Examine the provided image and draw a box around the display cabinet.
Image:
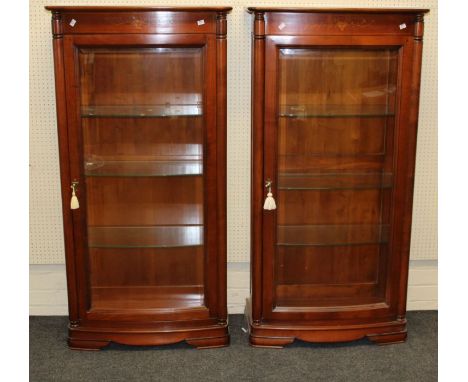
[46,6,231,350]
[247,8,429,347]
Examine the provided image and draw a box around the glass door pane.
[79,47,205,311]
[275,48,398,307]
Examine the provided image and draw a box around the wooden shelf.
[274,293,384,309]
[91,285,204,310]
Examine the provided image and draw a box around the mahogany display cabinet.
[46,6,232,350]
[247,7,429,347]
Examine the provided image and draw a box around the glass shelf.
[278,172,393,190]
[85,160,203,177]
[88,225,203,248]
[81,104,203,118]
[277,224,389,246]
[279,104,394,118]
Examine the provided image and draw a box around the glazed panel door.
[63,34,218,321]
[262,35,414,320]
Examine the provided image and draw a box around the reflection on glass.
[278,49,397,117]
[275,48,398,307]
[80,48,203,109]
[79,47,206,311]
[277,224,389,246]
[82,104,202,118]
[88,225,204,248]
[85,159,203,177]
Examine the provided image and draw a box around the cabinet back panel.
[79,48,203,107]
[278,155,385,173]
[278,48,398,108]
[276,245,380,285]
[83,117,203,161]
[89,247,204,287]
[86,176,203,226]
[278,117,387,157]
[277,189,382,225]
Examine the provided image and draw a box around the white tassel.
[263,190,277,210]
[70,185,79,209]
[263,180,277,210]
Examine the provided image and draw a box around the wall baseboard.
[30,261,437,315]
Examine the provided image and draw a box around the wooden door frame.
[256,34,418,322]
[60,33,222,323]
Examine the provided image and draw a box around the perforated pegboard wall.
[30,0,437,263]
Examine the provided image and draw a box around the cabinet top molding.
[247,7,429,14]
[45,6,232,13]
[248,7,429,38]
[45,6,232,37]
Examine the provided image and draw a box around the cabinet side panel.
[251,12,265,323]
[216,13,228,321]
[202,35,217,317]
[51,30,79,322]
[397,18,425,317]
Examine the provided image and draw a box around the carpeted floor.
[30,311,437,382]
